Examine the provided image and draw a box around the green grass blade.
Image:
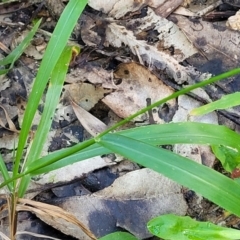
[191,92,240,116]
[13,0,87,183]
[27,122,240,175]
[23,46,73,168]
[17,46,73,197]
[0,153,12,191]
[0,138,96,189]
[97,67,240,137]
[147,214,240,240]
[120,122,240,149]
[0,19,41,71]
[98,133,240,217]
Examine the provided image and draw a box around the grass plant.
[1,0,240,239]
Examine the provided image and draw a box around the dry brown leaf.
[103,62,176,123]
[0,104,19,133]
[71,99,107,136]
[62,83,111,111]
[17,198,97,240]
[34,169,187,239]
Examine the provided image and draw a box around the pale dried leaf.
[105,19,196,84]
[88,0,169,19]
[0,104,19,133]
[62,83,111,111]
[226,10,240,31]
[17,198,96,240]
[103,62,175,122]
[71,100,107,136]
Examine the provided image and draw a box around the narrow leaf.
[191,92,240,116]
[0,153,12,191]
[0,19,41,72]
[98,133,240,217]
[18,46,73,197]
[28,122,240,175]
[13,0,87,184]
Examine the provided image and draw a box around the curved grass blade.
[0,19,41,74]
[147,214,240,240]
[17,46,74,197]
[98,133,240,217]
[191,92,240,116]
[0,153,12,191]
[27,122,240,175]
[13,0,87,185]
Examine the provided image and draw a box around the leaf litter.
[1,0,240,239]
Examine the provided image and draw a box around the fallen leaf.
[37,168,187,239]
[103,62,176,123]
[62,83,111,111]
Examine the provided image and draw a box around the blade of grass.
[2,67,240,188]
[17,46,74,197]
[0,153,12,191]
[0,19,41,74]
[97,67,240,138]
[27,122,240,175]
[98,133,240,217]
[191,91,240,116]
[13,0,87,187]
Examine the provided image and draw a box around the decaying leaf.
[103,62,176,123]
[71,100,107,136]
[62,83,111,111]
[227,10,240,30]
[0,104,18,133]
[17,198,97,240]
[36,168,187,239]
[88,0,169,19]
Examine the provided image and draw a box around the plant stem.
[96,67,240,139]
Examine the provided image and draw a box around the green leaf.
[99,232,138,240]
[0,153,12,191]
[28,122,240,175]
[0,19,41,73]
[17,46,73,197]
[212,145,240,172]
[191,92,240,116]
[13,0,87,180]
[148,214,240,240]
[98,133,240,217]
